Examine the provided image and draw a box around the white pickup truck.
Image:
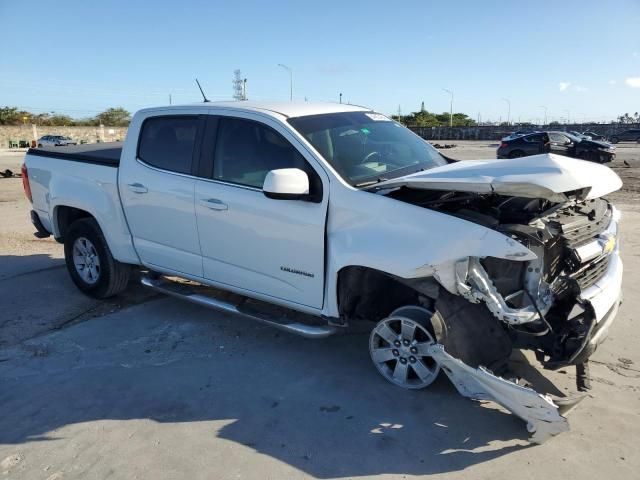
[23,101,623,442]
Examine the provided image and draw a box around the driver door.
[194,114,328,309]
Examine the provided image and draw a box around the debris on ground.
[430,143,457,149]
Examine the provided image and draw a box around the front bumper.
[573,238,623,362]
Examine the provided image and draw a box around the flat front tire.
[64,218,131,298]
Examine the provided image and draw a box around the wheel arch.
[53,205,95,242]
[336,265,440,324]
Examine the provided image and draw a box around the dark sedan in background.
[609,129,640,144]
[497,131,615,163]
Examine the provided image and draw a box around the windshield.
[564,132,583,142]
[288,111,447,186]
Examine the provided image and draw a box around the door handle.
[201,198,228,211]
[127,183,148,194]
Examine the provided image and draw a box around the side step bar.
[141,275,337,339]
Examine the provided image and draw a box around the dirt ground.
[1,144,639,479]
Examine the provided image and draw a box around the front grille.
[555,202,611,248]
[545,199,613,293]
[571,255,610,290]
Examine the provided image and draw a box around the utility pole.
[442,88,454,127]
[564,109,570,124]
[277,64,293,101]
[169,93,172,105]
[397,105,402,123]
[502,98,511,125]
[539,105,548,126]
[243,78,247,100]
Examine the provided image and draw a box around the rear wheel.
[64,218,131,298]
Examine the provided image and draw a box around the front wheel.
[369,306,440,389]
[64,218,131,298]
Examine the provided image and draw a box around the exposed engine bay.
[387,187,616,369]
[376,186,622,442]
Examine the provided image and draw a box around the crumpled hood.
[367,153,622,202]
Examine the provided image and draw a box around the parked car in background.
[497,131,615,163]
[609,129,640,144]
[497,131,550,158]
[37,135,77,147]
[582,131,606,141]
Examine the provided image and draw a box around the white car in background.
[37,135,77,147]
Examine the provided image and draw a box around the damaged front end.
[382,187,623,442]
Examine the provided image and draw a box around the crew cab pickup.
[23,101,623,443]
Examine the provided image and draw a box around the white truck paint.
[23,101,624,443]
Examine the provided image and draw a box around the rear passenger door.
[119,112,204,277]
[522,133,546,155]
[194,113,328,310]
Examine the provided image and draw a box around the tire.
[64,218,131,298]
[369,305,441,389]
[368,291,514,389]
[508,150,525,159]
[610,137,619,144]
[37,144,43,148]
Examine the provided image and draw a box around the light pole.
[539,105,548,126]
[442,88,454,127]
[339,93,342,104]
[277,63,293,101]
[564,109,570,124]
[502,98,511,125]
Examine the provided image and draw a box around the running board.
[140,275,337,339]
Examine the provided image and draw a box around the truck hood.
[367,153,622,202]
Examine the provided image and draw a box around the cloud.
[609,79,617,85]
[559,82,587,92]
[625,77,640,88]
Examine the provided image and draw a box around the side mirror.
[263,168,310,200]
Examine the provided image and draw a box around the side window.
[524,134,542,143]
[213,117,307,188]
[138,116,199,174]
[549,133,565,143]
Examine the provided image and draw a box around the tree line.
[392,103,477,127]
[0,107,131,127]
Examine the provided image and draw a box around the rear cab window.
[137,116,199,174]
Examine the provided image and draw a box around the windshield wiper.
[355,177,388,188]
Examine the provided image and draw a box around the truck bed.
[27,142,122,166]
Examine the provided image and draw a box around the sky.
[1,0,639,123]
